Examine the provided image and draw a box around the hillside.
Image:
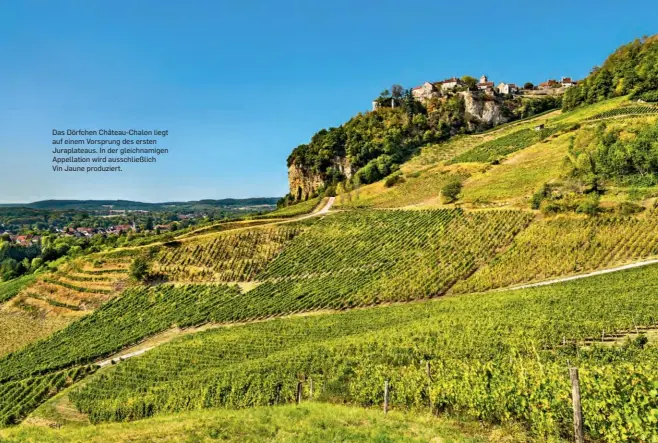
[0,198,279,211]
[3,35,658,443]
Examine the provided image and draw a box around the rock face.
[287,92,512,199]
[459,91,510,127]
[288,157,355,200]
[288,164,324,201]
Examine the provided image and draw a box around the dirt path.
[95,255,658,368]
[510,259,658,290]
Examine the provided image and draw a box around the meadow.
[0,403,527,443]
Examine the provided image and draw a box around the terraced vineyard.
[0,284,241,383]
[452,214,658,293]
[585,104,658,121]
[154,226,305,282]
[448,126,564,164]
[0,276,34,304]
[68,264,658,442]
[0,366,95,426]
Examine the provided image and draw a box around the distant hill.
[0,198,279,212]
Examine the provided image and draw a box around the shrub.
[384,172,405,188]
[541,202,562,216]
[575,195,601,216]
[441,179,462,204]
[129,257,150,282]
[616,201,645,216]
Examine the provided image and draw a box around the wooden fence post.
[296,381,303,404]
[569,367,585,443]
[426,361,433,412]
[383,380,389,415]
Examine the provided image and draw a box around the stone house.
[411,82,438,102]
[436,77,464,91]
[539,79,559,90]
[496,82,519,95]
[477,75,494,91]
[561,77,576,87]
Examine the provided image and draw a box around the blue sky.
[0,0,656,203]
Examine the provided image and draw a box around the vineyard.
[68,264,658,441]
[0,284,241,384]
[255,197,323,218]
[448,126,564,164]
[452,213,658,293]
[0,208,535,423]
[153,226,305,282]
[254,209,533,308]
[0,304,74,359]
[0,366,95,426]
[585,104,658,121]
[0,275,34,304]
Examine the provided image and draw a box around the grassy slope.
[460,131,572,207]
[1,403,529,443]
[336,96,653,210]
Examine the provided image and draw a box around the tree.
[461,76,478,91]
[379,89,390,98]
[524,82,534,90]
[441,179,463,203]
[129,257,150,282]
[391,84,404,99]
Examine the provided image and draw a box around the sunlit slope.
[67,263,658,441]
[452,212,658,293]
[0,256,131,358]
[3,403,525,443]
[336,97,658,210]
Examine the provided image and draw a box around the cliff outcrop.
[459,91,511,128]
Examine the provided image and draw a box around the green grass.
[0,403,529,443]
[0,276,35,304]
[336,165,472,208]
[461,132,572,206]
[68,264,658,441]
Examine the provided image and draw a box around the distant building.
[411,81,438,101]
[435,77,464,91]
[561,77,576,87]
[477,75,494,91]
[539,79,559,90]
[496,82,519,95]
[76,227,95,237]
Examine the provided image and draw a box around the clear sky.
[1,0,656,203]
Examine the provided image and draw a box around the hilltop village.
[373,75,577,110]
